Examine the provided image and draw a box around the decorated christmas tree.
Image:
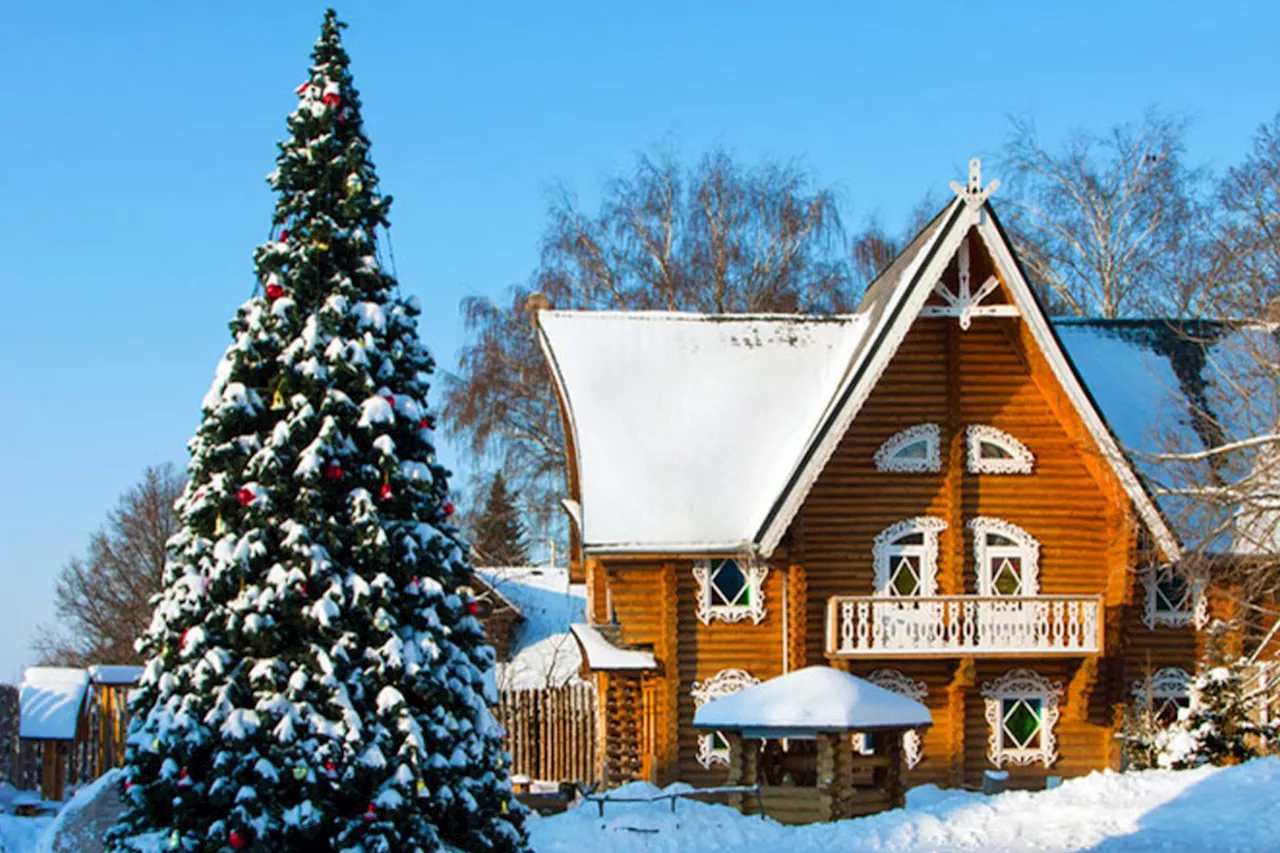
[107,10,526,853]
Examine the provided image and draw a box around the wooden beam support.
[948,656,976,788]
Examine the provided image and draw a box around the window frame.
[873,517,947,597]
[981,668,1062,767]
[966,425,1034,475]
[874,424,942,474]
[1131,667,1192,727]
[693,558,768,625]
[1142,564,1208,629]
[860,669,928,769]
[691,668,761,768]
[970,517,1041,597]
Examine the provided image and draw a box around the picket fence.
[494,682,599,786]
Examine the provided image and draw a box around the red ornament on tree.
[443,501,455,517]
[228,831,245,850]
[265,282,284,300]
[363,804,377,821]
[295,81,309,96]
[123,780,132,792]
[380,482,393,501]
[236,487,254,507]
[465,600,479,617]
[324,760,336,775]
[325,461,343,480]
[383,394,395,408]
[419,415,435,430]
[178,768,192,787]
[278,229,290,242]
[181,629,190,647]
[323,92,341,107]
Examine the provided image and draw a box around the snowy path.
[531,759,1280,853]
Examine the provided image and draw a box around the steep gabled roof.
[538,311,871,553]
[537,163,1182,560]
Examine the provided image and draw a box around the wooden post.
[883,731,906,809]
[948,656,975,788]
[724,732,745,811]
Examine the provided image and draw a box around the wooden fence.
[495,683,599,786]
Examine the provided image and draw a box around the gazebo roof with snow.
[19,667,91,741]
[692,666,932,739]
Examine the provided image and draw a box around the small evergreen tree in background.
[470,473,529,567]
[1155,625,1276,769]
[108,10,525,853]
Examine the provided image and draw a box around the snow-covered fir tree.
[107,10,527,853]
[1155,625,1276,770]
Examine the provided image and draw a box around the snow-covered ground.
[4,760,1277,852]
[532,759,1280,853]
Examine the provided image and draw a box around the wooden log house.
[535,161,1241,793]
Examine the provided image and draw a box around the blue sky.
[1,1,1278,681]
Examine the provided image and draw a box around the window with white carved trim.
[873,518,946,597]
[874,424,942,473]
[966,425,1034,475]
[693,558,768,625]
[982,668,1062,767]
[691,669,760,768]
[1132,667,1192,727]
[1142,564,1208,629]
[970,517,1040,596]
[855,669,928,768]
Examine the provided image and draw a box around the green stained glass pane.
[993,559,1021,595]
[892,562,920,596]
[712,732,729,751]
[1004,698,1042,747]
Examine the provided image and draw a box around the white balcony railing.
[825,595,1103,657]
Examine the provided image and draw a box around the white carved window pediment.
[693,558,767,625]
[1142,564,1208,630]
[873,517,947,597]
[874,424,942,474]
[970,517,1040,597]
[856,669,928,769]
[982,668,1062,768]
[966,425,1034,475]
[1131,667,1192,727]
[692,668,761,768]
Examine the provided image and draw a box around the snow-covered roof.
[693,666,931,737]
[86,665,144,686]
[539,311,871,554]
[476,566,589,689]
[19,667,90,740]
[569,623,658,671]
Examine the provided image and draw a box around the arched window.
[982,668,1062,767]
[691,669,761,767]
[966,425,1034,475]
[1142,564,1208,629]
[693,558,768,625]
[874,424,942,473]
[873,518,947,597]
[970,517,1040,596]
[1132,667,1192,727]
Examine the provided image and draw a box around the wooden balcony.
[825,595,1103,658]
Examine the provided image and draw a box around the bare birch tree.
[998,111,1209,318]
[31,464,184,666]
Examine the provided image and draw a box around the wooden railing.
[825,594,1103,657]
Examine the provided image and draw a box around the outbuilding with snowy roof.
[692,667,931,823]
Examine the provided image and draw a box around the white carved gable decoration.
[982,668,1062,768]
[918,162,1016,332]
[1142,564,1209,630]
[864,669,928,768]
[692,668,761,768]
[693,558,768,625]
[874,423,942,473]
[966,425,1035,475]
[873,517,948,597]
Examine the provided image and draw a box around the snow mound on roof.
[87,665,143,686]
[540,311,870,552]
[694,666,930,734]
[476,567,587,689]
[20,668,90,740]
[532,759,1280,853]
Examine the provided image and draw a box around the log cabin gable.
[756,161,1180,567]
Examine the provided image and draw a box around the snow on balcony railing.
[825,595,1103,657]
